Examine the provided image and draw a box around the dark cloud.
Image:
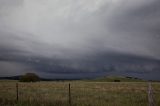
[0,0,160,80]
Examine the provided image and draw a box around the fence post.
[148,82,155,106]
[69,83,71,106]
[16,83,19,102]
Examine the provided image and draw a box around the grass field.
[0,80,160,106]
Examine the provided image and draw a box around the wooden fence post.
[16,83,19,101]
[69,83,71,106]
[148,82,155,106]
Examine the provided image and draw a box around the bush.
[20,73,40,82]
[114,80,120,82]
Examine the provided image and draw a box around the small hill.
[88,76,145,82]
[0,76,22,80]
[0,76,80,81]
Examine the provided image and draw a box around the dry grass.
[0,80,160,106]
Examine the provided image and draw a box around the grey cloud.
[0,0,160,58]
[0,61,31,77]
[0,0,160,80]
[95,0,160,58]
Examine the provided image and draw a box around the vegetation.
[0,80,160,106]
[88,76,145,82]
[20,73,40,82]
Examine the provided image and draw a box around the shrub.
[114,80,120,82]
[20,73,40,82]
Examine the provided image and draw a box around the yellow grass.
[0,80,160,106]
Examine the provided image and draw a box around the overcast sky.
[0,0,160,80]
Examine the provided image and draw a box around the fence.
[0,81,159,106]
[15,83,72,106]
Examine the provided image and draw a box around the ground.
[0,80,160,106]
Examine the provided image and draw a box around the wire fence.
[0,81,159,106]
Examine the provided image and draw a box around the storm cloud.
[0,0,160,80]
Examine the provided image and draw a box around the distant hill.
[0,76,80,81]
[0,76,22,80]
[87,76,145,82]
